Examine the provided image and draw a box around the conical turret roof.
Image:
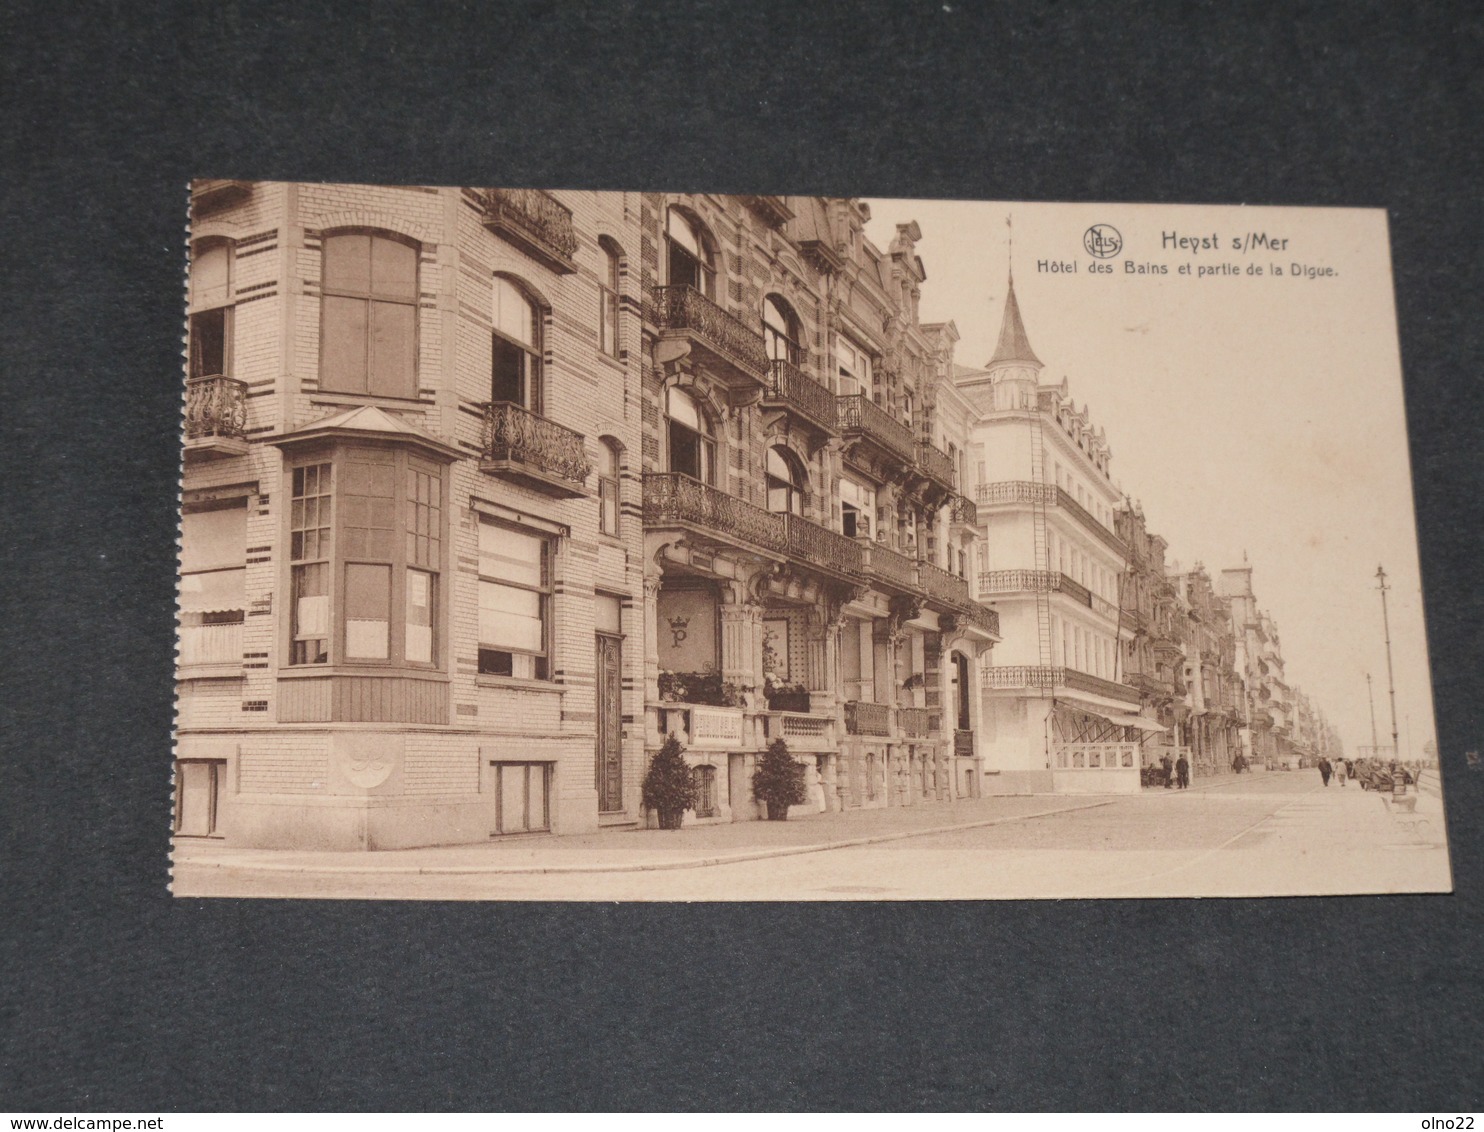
[988,274,1042,369]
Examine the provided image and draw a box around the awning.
[1107,712,1168,733]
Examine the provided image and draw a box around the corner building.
[954,279,1147,794]
[176,184,1000,849]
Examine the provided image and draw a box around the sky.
[864,198,1435,759]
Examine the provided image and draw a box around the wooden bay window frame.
[283,443,447,673]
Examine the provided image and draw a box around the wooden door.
[595,632,623,812]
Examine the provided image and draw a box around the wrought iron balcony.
[914,440,956,493]
[782,513,863,580]
[859,540,922,595]
[642,472,787,556]
[479,401,592,498]
[184,375,249,458]
[844,700,891,737]
[480,188,579,274]
[975,569,1121,620]
[981,665,1140,706]
[964,602,1000,638]
[920,560,972,613]
[898,707,932,738]
[741,195,795,228]
[949,493,978,526]
[764,359,838,435]
[190,179,252,214]
[652,285,769,393]
[837,394,916,467]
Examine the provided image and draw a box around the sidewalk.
[174,792,1128,877]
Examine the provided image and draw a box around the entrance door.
[595,632,623,812]
[728,754,749,821]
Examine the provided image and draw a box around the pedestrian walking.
[1161,752,1174,789]
[1334,757,1347,786]
[1318,756,1332,787]
[1175,753,1190,790]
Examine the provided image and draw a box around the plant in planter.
[765,678,812,713]
[641,734,698,830]
[752,737,809,821]
[658,668,749,707]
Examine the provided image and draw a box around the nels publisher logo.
[1083,224,1122,259]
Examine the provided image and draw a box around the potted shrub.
[641,734,697,830]
[764,673,812,713]
[752,737,808,821]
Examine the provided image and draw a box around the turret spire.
[988,273,1042,369]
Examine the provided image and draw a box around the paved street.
[171,771,1450,901]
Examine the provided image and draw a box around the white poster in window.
[408,570,429,608]
[346,618,389,659]
[296,595,329,637]
[406,623,432,664]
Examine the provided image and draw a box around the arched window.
[765,446,805,515]
[492,276,542,413]
[598,439,621,535]
[598,239,622,359]
[321,232,418,398]
[762,295,801,365]
[666,386,714,482]
[666,208,714,298]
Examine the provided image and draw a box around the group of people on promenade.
[1317,755,1420,791]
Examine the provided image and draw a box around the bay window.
[286,446,444,668]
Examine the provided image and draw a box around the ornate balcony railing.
[642,473,787,554]
[975,569,1120,619]
[974,481,1128,557]
[1090,592,1120,620]
[981,665,1140,705]
[1055,487,1129,556]
[954,729,975,757]
[964,602,1001,638]
[782,513,863,578]
[480,187,578,273]
[480,401,592,496]
[977,480,1056,506]
[949,493,978,526]
[652,285,770,380]
[920,560,971,611]
[915,441,956,489]
[844,700,891,737]
[184,375,248,440]
[741,195,795,228]
[898,707,932,738]
[859,540,921,592]
[765,359,838,433]
[837,394,916,464]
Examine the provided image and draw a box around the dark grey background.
[2,0,1481,1111]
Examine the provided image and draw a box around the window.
[290,463,333,665]
[952,652,972,731]
[492,276,542,412]
[763,295,801,364]
[837,334,872,396]
[692,765,717,818]
[598,439,621,536]
[765,446,805,515]
[478,520,551,679]
[189,240,233,379]
[901,390,914,429]
[840,476,874,539]
[493,762,551,834]
[598,240,622,358]
[320,232,418,398]
[666,386,714,482]
[288,449,443,668]
[179,501,247,666]
[666,209,714,298]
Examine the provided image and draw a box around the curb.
[174,797,1122,878]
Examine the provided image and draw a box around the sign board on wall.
[656,588,717,672]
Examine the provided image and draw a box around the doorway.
[174,759,224,837]
[595,631,623,812]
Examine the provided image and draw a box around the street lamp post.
[1375,565,1401,760]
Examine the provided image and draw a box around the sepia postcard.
[170,182,1448,900]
